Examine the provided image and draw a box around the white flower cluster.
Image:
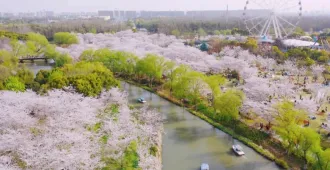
[0,89,162,170]
[56,31,327,119]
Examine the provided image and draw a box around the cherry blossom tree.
[0,88,162,170]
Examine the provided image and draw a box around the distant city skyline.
[1,0,330,13]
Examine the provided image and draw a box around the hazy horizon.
[1,0,330,13]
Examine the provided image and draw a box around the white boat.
[201,163,210,170]
[137,97,146,103]
[232,145,245,156]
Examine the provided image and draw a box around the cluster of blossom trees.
[56,31,327,121]
[0,88,163,170]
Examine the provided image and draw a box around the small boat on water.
[137,97,146,103]
[201,163,210,170]
[232,144,245,156]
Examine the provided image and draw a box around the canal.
[26,63,280,170]
[122,82,280,170]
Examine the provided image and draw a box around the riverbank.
[121,79,304,169]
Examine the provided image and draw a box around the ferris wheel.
[243,0,302,39]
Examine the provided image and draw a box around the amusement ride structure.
[243,0,302,39]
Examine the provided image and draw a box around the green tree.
[54,32,79,45]
[35,70,50,85]
[273,101,307,153]
[197,28,207,37]
[4,76,25,92]
[163,61,176,94]
[89,28,97,34]
[204,75,226,109]
[171,29,180,38]
[271,46,287,62]
[79,49,95,61]
[213,30,221,35]
[219,29,232,35]
[54,53,72,67]
[318,55,329,63]
[135,54,166,86]
[44,45,72,67]
[121,141,141,169]
[16,68,34,87]
[243,37,258,53]
[214,89,244,121]
[183,71,205,107]
[0,50,18,69]
[292,27,306,37]
[169,65,191,98]
[48,70,68,89]
[63,62,119,96]
[10,39,27,57]
[308,148,330,170]
[298,128,320,160]
[26,32,49,56]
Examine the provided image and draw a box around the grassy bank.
[121,79,306,169]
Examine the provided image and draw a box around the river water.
[22,61,53,75]
[122,82,280,170]
[26,63,280,170]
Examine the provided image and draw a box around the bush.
[35,70,50,84]
[0,81,4,90]
[34,62,119,96]
[16,68,34,87]
[54,53,72,67]
[30,82,41,92]
[122,141,140,169]
[149,146,158,157]
[71,74,102,97]
[0,31,28,40]
[54,32,78,45]
[48,70,69,89]
[5,76,25,92]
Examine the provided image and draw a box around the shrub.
[5,76,25,92]
[35,70,50,85]
[54,32,78,45]
[34,62,119,96]
[54,53,72,67]
[30,82,41,92]
[16,68,34,87]
[122,141,140,169]
[48,70,68,89]
[149,146,158,157]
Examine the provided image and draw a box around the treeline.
[30,19,128,40]
[2,16,330,40]
[80,48,246,120]
[209,37,330,64]
[0,30,28,40]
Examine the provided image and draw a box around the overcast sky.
[1,0,330,12]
